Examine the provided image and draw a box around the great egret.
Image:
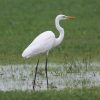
[22,14,75,90]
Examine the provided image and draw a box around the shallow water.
[0,62,100,91]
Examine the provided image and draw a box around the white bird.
[22,14,75,90]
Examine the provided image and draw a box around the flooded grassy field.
[0,0,100,99]
[0,61,100,91]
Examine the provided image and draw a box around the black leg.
[32,59,39,90]
[45,56,48,89]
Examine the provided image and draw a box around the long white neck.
[54,17,64,47]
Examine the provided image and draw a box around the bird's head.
[56,14,76,20]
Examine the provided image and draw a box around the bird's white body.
[22,14,75,59]
[22,31,56,58]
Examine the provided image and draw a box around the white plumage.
[22,31,55,58]
[22,15,75,59]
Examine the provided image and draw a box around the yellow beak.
[67,16,76,19]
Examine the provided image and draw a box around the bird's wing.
[32,31,55,44]
[22,31,55,58]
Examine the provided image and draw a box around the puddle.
[0,63,100,91]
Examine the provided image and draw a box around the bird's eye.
[63,16,66,19]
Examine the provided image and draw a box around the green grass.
[0,87,100,100]
[0,0,100,64]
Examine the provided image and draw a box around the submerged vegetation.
[0,58,100,91]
